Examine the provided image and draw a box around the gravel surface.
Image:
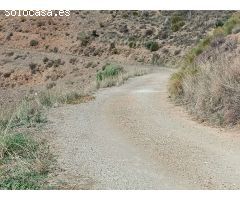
[48,68,240,189]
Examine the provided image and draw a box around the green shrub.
[145,41,159,52]
[215,19,224,27]
[96,66,149,89]
[222,14,240,34]
[184,36,212,65]
[171,15,185,32]
[96,64,123,81]
[30,40,39,47]
[0,133,37,159]
[0,171,46,190]
[0,132,52,189]
[171,21,185,32]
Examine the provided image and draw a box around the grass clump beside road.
[37,90,94,106]
[0,96,54,189]
[96,63,149,88]
[0,98,47,131]
[0,88,95,189]
[96,64,124,82]
[0,132,53,189]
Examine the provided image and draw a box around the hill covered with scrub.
[0,10,234,109]
[169,12,240,126]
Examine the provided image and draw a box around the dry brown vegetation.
[169,12,240,126]
[182,55,240,126]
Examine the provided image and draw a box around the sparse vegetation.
[77,32,90,46]
[11,99,46,128]
[170,14,185,32]
[37,90,94,107]
[96,64,149,88]
[0,86,96,189]
[30,40,39,47]
[0,96,53,189]
[60,92,95,105]
[145,41,159,52]
[0,99,46,131]
[43,57,49,64]
[97,64,124,82]
[0,132,53,189]
[85,62,97,69]
[29,63,38,74]
[69,58,78,65]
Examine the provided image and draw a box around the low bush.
[0,132,38,159]
[215,19,224,27]
[0,132,53,189]
[145,41,159,52]
[171,15,185,32]
[96,64,124,82]
[60,92,85,105]
[77,32,90,46]
[0,93,55,189]
[0,170,47,190]
[96,65,149,88]
[30,40,39,47]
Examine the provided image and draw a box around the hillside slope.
[169,12,240,126]
[0,11,234,107]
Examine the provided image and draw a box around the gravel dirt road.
[48,68,240,189]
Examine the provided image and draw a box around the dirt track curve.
[48,68,240,189]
